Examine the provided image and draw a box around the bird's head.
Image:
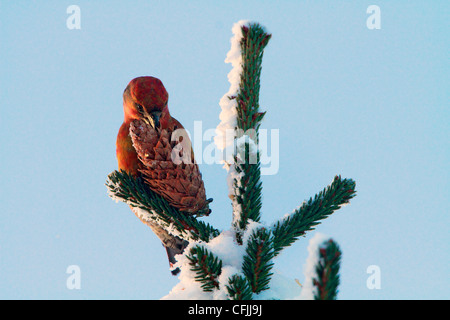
[123,76,169,128]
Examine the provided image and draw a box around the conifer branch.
[272,175,356,256]
[226,274,254,300]
[236,24,271,132]
[106,170,220,242]
[313,239,342,300]
[230,23,271,244]
[242,227,275,294]
[232,152,263,243]
[187,245,223,292]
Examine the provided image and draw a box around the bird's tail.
[164,238,189,276]
[131,208,189,276]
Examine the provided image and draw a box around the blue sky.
[0,1,448,299]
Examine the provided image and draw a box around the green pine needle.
[231,23,271,243]
[272,175,356,256]
[226,274,254,300]
[242,227,275,294]
[187,245,223,292]
[313,239,342,300]
[106,170,220,242]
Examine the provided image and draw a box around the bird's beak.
[143,110,161,129]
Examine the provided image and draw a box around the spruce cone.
[130,119,211,216]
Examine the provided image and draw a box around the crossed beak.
[142,110,161,129]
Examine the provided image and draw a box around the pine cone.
[130,119,211,216]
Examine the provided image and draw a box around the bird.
[116,76,210,275]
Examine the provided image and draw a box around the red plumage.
[116,76,210,274]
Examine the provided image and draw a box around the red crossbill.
[116,76,210,274]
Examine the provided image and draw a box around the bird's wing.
[116,122,141,175]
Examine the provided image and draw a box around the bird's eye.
[136,104,144,113]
